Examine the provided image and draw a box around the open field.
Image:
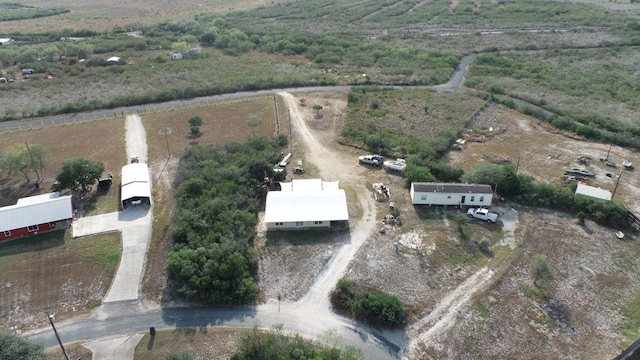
[2,0,296,32]
[0,231,120,332]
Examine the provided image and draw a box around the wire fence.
[1,95,273,135]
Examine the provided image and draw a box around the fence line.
[0,95,273,134]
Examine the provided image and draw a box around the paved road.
[27,303,406,360]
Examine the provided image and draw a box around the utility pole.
[288,109,292,155]
[612,168,624,200]
[164,125,170,160]
[515,152,521,175]
[45,312,69,360]
[605,144,612,161]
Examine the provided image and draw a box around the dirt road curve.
[279,92,378,311]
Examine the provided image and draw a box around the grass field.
[0,231,120,331]
[4,0,295,32]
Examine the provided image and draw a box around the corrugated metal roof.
[412,182,493,194]
[264,190,348,223]
[122,163,150,186]
[0,193,73,232]
[575,183,612,201]
[121,163,151,202]
[264,179,348,223]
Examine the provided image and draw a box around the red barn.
[0,192,73,242]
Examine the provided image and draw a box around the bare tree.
[247,114,262,136]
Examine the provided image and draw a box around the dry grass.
[45,341,92,360]
[134,327,240,360]
[143,96,278,162]
[0,231,120,331]
[5,0,296,32]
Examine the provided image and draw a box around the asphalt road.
[27,303,406,360]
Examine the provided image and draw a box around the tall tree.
[1,144,32,182]
[0,332,45,360]
[25,143,52,182]
[55,157,104,192]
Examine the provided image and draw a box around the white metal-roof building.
[121,163,151,208]
[264,179,349,230]
[0,192,73,242]
[410,182,494,207]
[575,183,612,201]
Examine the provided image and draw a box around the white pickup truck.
[467,208,498,223]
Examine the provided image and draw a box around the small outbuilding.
[0,192,73,242]
[264,179,349,230]
[575,183,612,201]
[106,56,121,65]
[121,163,151,208]
[410,182,493,207]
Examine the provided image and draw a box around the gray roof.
[412,182,493,194]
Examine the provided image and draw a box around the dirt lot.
[447,104,640,212]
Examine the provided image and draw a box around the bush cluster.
[330,278,405,328]
[462,163,629,227]
[166,136,286,304]
[231,325,362,360]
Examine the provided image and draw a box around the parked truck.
[467,208,498,223]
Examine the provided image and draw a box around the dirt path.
[278,92,377,311]
[125,115,147,162]
[404,267,495,357]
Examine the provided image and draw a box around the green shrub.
[330,278,405,327]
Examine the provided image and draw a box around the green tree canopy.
[55,157,104,192]
[460,162,505,187]
[0,332,45,360]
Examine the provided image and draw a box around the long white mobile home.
[410,182,493,207]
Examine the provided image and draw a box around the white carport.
[264,179,348,230]
[121,163,151,208]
